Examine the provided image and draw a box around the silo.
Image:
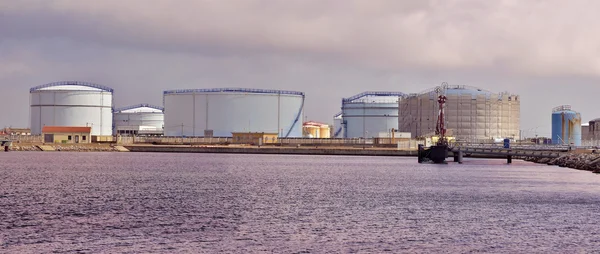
[341,92,405,138]
[302,121,331,138]
[399,85,520,141]
[30,81,113,136]
[319,125,331,138]
[332,112,344,138]
[113,104,164,135]
[551,105,581,146]
[163,88,304,137]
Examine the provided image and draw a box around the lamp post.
[385,114,389,138]
[86,122,94,135]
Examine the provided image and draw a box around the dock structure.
[449,145,565,164]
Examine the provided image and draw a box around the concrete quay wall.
[123,145,419,157]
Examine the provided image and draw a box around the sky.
[1,0,600,137]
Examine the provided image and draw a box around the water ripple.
[1,152,600,253]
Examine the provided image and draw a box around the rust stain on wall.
[562,113,565,142]
[568,114,581,143]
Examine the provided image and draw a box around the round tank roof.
[444,85,493,96]
[342,91,406,103]
[552,105,578,113]
[30,81,114,93]
[411,85,517,100]
[163,87,304,96]
[115,104,164,113]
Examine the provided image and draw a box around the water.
[1,152,600,253]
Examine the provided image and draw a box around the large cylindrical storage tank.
[30,81,113,136]
[341,92,404,138]
[399,85,520,141]
[113,104,164,135]
[551,105,581,146]
[163,88,304,137]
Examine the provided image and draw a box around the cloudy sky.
[1,0,599,137]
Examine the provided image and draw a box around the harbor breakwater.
[5,143,600,174]
[525,153,600,173]
[123,145,419,156]
[8,144,121,152]
[5,144,418,155]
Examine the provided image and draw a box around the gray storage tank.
[163,88,304,137]
[341,91,405,138]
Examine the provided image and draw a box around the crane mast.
[435,82,448,146]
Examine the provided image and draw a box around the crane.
[435,82,448,146]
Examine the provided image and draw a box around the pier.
[449,144,565,164]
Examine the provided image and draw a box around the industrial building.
[303,121,331,138]
[337,91,405,138]
[30,81,113,136]
[113,104,164,135]
[163,88,304,137]
[232,132,279,145]
[398,85,520,141]
[582,118,600,146]
[582,122,590,141]
[42,126,91,144]
[585,118,600,140]
[551,105,581,146]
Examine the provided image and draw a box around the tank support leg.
[418,144,423,163]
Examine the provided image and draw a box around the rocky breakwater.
[525,153,600,173]
[7,144,119,152]
[8,145,42,151]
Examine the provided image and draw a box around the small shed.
[232,132,279,145]
[42,126,92,144]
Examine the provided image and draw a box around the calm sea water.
[1,152,599,253]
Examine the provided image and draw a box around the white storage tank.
[113,104,164,135]
[398,85,520,141]
[341,92,405,138]
[30,81,113,136]
[163,88,304,137]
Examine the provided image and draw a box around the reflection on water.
[1,152,599,253]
